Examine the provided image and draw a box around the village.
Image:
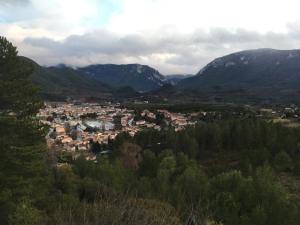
[37,102,199,161]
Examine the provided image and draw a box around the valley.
[1,37,300,225]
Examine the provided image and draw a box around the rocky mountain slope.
[78,64,167,92]
[178,49,300,103]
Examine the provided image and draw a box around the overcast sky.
[2,0,300,74]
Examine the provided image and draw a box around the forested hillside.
[24,59,138,101]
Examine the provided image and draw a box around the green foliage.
[293,159,300,176]
[8,199,46,225]
[30,60,118,101]
[139,149,159,177]
[52,166,78,195]
[209,166,298,225]
[273,151,293,172]
[0,37,49,224]
[0,37,43,118]
[173,163,208,216]
[51,195,181,225]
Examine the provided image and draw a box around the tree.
[90,140,102,154]
[138,149,158,177]
[113,114,122,130]
[273,151,293,172]
[252,166,296,225]
[157,154,177,199]
[209,171,250,225]
[112,132,132,153]
[0,36,43,118]
[187,137,199,159]
[174,164,208,218]
[0,37,49,224]
[209,166,298,225]
[119,142,142,169]
[8,199,45,225]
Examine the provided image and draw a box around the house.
[55,125,65,135]
[86,155,97,161]
[136,120,146,126]
[61,136,72,144]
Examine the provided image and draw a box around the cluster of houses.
[38,102,201,158]
[39,103,133,152]
[157,109,198,131]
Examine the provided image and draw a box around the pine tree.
[0,36,49,224]
[0,37,43,118]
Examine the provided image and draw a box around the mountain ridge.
[22,48,300,104]
[20,57,138,101]
[77,63,167,92]
[174,48,300,103]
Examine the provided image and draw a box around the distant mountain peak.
[177,48,300,103]
[78,63,167,92]
[196,48,300,76]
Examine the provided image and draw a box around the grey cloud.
[25,32,147,55]
[21,27,300,74]
[166,53,208,66]
[25,37,59,49]
[0,0,35,23]
[0,0,30,6]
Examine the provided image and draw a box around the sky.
[2,0,300,74]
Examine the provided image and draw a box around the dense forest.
[0,37,299,225]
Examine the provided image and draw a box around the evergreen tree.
[0,36,42,118]
[0,36,49,224]
[138,149,158,177]
[273,151,293,172]
[8,199,45,225]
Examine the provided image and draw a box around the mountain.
[78,64,167,92]
[165,74,194,84]
[178,48,300,103]
[25,48,300,104]
[20,57,137,101]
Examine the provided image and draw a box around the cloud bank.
[2,0,300,74]
[21,27,300,74]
